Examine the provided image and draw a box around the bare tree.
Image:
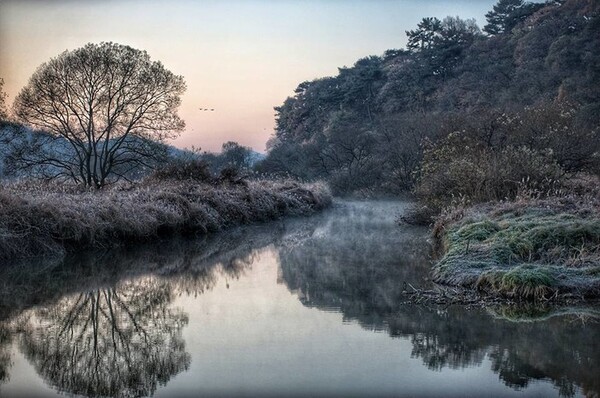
[20,278,190,397]
[12,42,186,188]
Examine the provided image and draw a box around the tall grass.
[431,196,600,300]
[0,177,332,260]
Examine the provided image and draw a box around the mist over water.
[0,201,598,397]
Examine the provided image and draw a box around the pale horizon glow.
[0,0,498,152]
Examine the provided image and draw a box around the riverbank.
[0,178,331,261]
[430,197,600,300]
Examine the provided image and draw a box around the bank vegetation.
[0,162,331,261]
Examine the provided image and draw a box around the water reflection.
[279,201,431,325]
[0,222,290,397]
[19,278,189,397]
[0,323,10,387]
[275,202,600,397]
[0,223,286,321]
[0,201,598,397]
[392,306,600,396]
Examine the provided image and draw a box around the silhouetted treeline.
[258,0,600,197]
[0,119,265,184]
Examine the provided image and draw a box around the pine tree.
[483,0,525,35]
[406,17,442,51]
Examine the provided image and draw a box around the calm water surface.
[0,201,598,397]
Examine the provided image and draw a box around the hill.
[259,0,600,195]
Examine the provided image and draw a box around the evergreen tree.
[484,0,525,35]
[406,17,442,51]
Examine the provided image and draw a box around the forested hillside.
[259,0,600,196]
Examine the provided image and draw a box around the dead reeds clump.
[0,178,332,261]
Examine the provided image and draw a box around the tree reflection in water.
[277,202,600,397]
[388,306,600,397]
[1,201,599,397]
[0,324,11,387]
[0,222,282,397]
[19,277,190,397]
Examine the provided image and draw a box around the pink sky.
[0,0,497,152]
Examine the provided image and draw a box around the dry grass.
[0,177,331,260]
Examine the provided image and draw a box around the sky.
[0,0,499,152]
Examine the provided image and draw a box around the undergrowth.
[0,177,332,260]
[432,197,600,300]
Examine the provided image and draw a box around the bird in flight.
[199,107,216,111]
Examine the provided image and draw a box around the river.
[0,201,598,397]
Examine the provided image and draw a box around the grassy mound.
[0,178,331,260]
[432,198,600,300]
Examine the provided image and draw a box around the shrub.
[218,166,246,185]
[397,204,438,226]
[416,130,564,212]
[151,159,213,183]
